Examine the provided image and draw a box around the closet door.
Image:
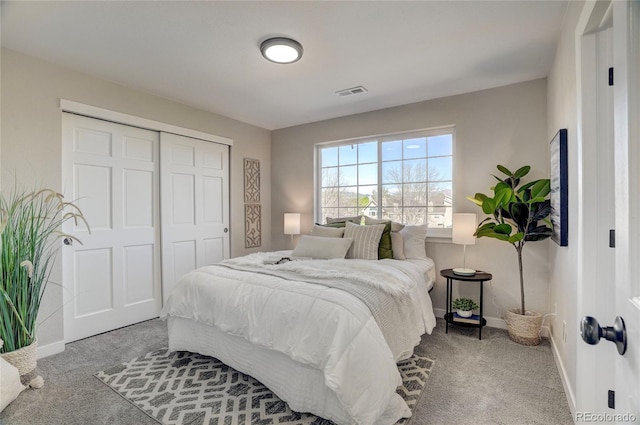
[160,132,230,302]
[62,113,162,342]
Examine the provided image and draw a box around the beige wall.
[546,0,587,412]
[1,48,271,347]
[271,79,551,323]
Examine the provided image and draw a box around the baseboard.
[433,308,550,338]
[550,333,577,419]
[37,339,65,359]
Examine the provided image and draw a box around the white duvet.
[161,252,436,425]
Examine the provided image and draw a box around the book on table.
[453,312,481,324]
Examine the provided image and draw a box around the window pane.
[403,159,427,182]
[382,140,402,161]
[338,207,360,218]
[339,165,357,186]
[321,207,339,223]
[358,141,378,163]
[403,137,426,159]
[322,167,338,187]
[339,145,357,165]
[382,161,402,184]
[321,187,340,207]
[339,187,358,207]
[428,157,452,181]
[403,182,427,206]
[321,147,338,167]
[358,163,377,185]
[359,186,378,217]
[428,182,452,208]
[403,207,427,225]
[427,135,452,157]
[428,206,452,228]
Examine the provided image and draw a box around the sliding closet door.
[160,132,230,302]
[62,113,162,342]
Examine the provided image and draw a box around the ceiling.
[1,1,568,131]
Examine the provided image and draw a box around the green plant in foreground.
[0,189,88,353]
[452,297,479,312]
[467,165,553,315]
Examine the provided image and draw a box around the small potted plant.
[452,297,479,318]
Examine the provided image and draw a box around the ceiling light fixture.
[260,37,303,64]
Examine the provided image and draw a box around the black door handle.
[580,316,627,355]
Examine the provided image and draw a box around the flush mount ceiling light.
[260,37,303,64]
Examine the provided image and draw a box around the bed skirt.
[167,316,410,425]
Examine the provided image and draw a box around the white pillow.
[310,224,345,238]
[391,231,406,260]
[0,340,26,412]
[400,225,428,259]
[292,235,353,259]
[343,221,385,260]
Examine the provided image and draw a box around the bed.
[161,224,436,425]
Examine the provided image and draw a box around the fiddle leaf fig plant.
[467,165,553,315]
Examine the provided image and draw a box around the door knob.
[63,237,73,246]
[580,316,627,355]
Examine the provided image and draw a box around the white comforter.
[161,252,436,425]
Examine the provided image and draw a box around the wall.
[546,0,587,412]
[271,79,550,325]
[1,48,271,350]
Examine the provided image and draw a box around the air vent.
[335,86,368,97]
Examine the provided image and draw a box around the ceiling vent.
[336,86,368,97]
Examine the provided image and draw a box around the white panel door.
[62,113,161,342]
[160,132,229,302]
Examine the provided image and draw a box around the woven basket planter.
[505,309,543,346]
[1,338,39,386]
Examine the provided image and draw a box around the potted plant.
[468,165,552,345]
[0,189,87,387]
[452,297,479,318]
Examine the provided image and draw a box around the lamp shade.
[452,213,477,246]
[284,213,301,235]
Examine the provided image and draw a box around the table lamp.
[452,213,477,276]
[284,213,300,242]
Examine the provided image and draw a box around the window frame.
[314,126,456,238]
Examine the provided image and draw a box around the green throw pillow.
[377,221,393,260]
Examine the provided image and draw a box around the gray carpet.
[95,348,433,424]
[0,318,573,425]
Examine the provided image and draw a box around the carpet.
[95,348,434,425]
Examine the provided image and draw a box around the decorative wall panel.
[245,204,262,248]
[243,158,261,247]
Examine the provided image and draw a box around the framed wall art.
[550,129,568,246]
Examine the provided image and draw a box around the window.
[316,128,454,237]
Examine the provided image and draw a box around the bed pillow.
[400,225,428,259]
[343,221,386,260]
[326,215,362,225]
[0,340,25,413]
[390,231,406,260]
[310,224,345,238]
[363,216,405,232]
[292,235,353,259]
[361,217,393,259]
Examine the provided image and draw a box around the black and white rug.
[95,348,434,425]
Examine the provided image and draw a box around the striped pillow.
[343,221,386,260]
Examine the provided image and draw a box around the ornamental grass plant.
[0,189,88,353]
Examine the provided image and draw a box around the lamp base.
[452,267,476,276]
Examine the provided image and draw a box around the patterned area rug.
[95,348,434,425]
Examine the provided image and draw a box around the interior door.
[62,113,162,342]
[611,0,640,418]
[578,1,640,420]
[160,132,230,302]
